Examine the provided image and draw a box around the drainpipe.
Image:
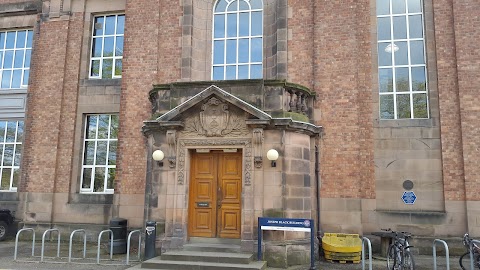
[315,145,322,250]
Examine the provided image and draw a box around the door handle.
[217,187,222,208]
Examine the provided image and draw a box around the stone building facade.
[0,0,478,267]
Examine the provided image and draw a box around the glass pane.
[94,167,105,192]
[12,168,19,188]
[98,115,109,139]
[251,12,262,36]
[226,66,236,79]
[251,64,262,79]
[380,95,394,119]
[1,169,11,190]
[408,0,422,13]
[22,70,29,85]
[114,59,122,76]
[239,13,249,36]
[377,17,391,40]
[102,59,113,79]
[14,50,24,68]
[379,68,393,92]
[376,0,390,15]
[16,122,24,142]
[94,17,104,36]
[0,32,5,49]
[239,0,249,11]
[105,16,116,35]
[3,145,13,166]
[4,50,13,68]
[410,40,425,64]
[0,122,5,141]
[251,0,262,9]
[411,66,426,92]
[14,144,21,166]
[215,0,228,12]
[413,93,428,118]
[395,67,409,92]
[227,13,237,37]
[110,115,119,138]
[213,40,225,64]
[26,30,33,48]
[251,37,262,62]
[116,15,125,34]
[238,39,249,63]
[96,141,107,165]
[103,37,114,57]
[213,66,224,80]
[393,16,407,39]
[378,43,393,66]
[84,141,95,165]
[409,15,423,38]
[238,65,248,79]
[11,70,21,88]
[214,14,225,38]
[92,37,102,57]
[0,52,3,67]
[25,49,31,67]
[16,31,26,48]
[226,39,237,64]
[86,115,98,139]
[107,168,115,189]
[394,41,408,65]
[108,141,117,165]
[397,94,411,118]
[82,168,92,189]
[2,70,11,88]
[115,37,124,56]
[6,122,15,142]
[227,0,238,11]
[392,0,406,14]
[90,60,100,77]
[6,32,15,49]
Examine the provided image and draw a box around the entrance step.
[161,250,254,264]
[183,242,242,253]
[141,257,266,270]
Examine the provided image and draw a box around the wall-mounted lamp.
[266,149,279,167]
[152,150,165,167]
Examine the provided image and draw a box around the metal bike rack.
[469,239,480,270]
[433,239,450,270]
[361,237,372,270]
[41,228,61,262]
[126,229,142,265]
[97,229,113,264]
[14,228,35,261]
[68,229,87,263]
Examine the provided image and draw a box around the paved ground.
[0,238,462,269]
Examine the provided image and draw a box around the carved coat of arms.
[200,97,229,137]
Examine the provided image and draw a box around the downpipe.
[315,145,323,255]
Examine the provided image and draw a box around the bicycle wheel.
[387,244,398,270]
[402,250,415,270]
[460,252,470,270]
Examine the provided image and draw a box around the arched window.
[212,0,263,80]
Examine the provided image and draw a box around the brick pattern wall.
[452,1,480,201]
[433,0,466,201]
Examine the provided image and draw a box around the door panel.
[189,151,242,239]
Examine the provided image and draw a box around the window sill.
[81,78,121,87]
[376,118,436,128]
[70,193,114,204]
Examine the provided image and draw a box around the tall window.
[212,0,263,80]
[90,14,125,79]
[0,121,23,192]
[80,115,118,193]
[377,0,428,119]
[0,30,33,89]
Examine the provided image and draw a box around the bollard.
[144,221,156,260]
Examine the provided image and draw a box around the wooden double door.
[188,151,242,239]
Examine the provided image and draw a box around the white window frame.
[0,121,23,192]
[89,14,124,79]
[212,0,263,80]
[0,29,33,89]
[80,114,118,194]
[377,0,429,119]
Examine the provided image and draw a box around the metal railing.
[433,239,450,270]
[68,229,87,263]
[362,237,372,270]
[14,228,35,261]
[41,228,61,262]
[97,229,113,264]
[126,229,142,265]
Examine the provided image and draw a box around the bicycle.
[459,233,480,269]
[382,229,415,270]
